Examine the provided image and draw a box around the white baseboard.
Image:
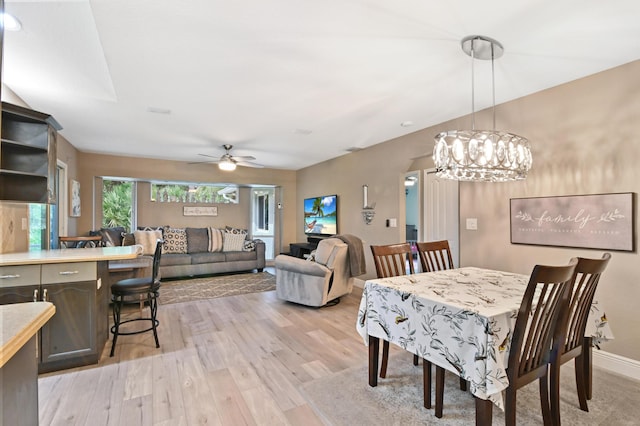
[593,350,640,381]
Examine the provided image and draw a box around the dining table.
[356,266,613,425]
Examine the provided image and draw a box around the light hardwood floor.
[38,286,370,425]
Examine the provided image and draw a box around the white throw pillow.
[134,230,163,255]
[223,232,246,252]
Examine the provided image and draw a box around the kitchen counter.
[1,302,56,425]
[0,301,55,367]
[0,246,141,266]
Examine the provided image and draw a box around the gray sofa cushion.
[190,252,226,265]
[186,227,208,253]
[159,253,192,267]
[224,251,257,262]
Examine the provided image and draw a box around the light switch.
[22,218,28,230]
[389,218,397,228]
[466,218,478,230]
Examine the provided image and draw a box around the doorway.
[251,187,276,260]
[423,169,459,267]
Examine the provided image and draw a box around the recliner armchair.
[275,238,353,307]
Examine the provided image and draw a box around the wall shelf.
[0,102,61,203]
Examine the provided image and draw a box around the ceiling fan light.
[218,159,236,171]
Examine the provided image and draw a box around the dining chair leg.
[475,396,493,426]
[413,354,419,366]
[574,355,589,411]
[380,339,390,378]
[435,366,445,418]
[541,371,554,426]
[504,387,517,426]
[459,377,467,391]
[423,359,432,409]
[584,337,593,400]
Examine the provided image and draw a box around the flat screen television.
[303,194,338,236]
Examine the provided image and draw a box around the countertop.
[0,246,141,267]
[0,302,55,368]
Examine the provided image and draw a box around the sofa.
[92,226,265,280]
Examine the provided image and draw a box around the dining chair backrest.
[508,260,577,388]
[416,240,454,272]
[561,253,611,359]
[151,239,164,288]
[370,243,415,278]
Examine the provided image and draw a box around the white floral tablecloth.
[356,267,613,409]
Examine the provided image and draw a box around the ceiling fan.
[193,144,264,171]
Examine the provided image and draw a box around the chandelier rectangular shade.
[433,129,532,182]
[433,35,532,182]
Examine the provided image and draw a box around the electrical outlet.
[22,218,28,230]
[466,218,478,230]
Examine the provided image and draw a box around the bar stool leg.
[110,295,122,357]
[149,291,160,348]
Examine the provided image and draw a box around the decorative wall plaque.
[183,206,218,216]
[510,193,634,251]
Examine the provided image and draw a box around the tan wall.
[297,60,640,361]
[76,152,297,252]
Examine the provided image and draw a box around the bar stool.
[110,239,163,357]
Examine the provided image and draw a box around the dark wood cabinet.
[40,281,97,370]
[0,261,109,373]
[0,102,61,203]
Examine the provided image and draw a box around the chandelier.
[433,36,532,182]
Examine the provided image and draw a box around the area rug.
[158,271,276,305]
[300,352,640,426]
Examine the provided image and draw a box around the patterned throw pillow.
[223,232,246,252]
[121,232,136,246]
[243,240,256,252]
[163,228,187,254]
[133,230,163,255]
[207,227,224,252]
[225,226,248,238]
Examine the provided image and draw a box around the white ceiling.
[3,0,640,170]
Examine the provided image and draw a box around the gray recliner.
[275,238,353,307]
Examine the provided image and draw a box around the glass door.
[251,187,276,260]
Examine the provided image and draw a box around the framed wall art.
[70,179,81,217]
[510,192,635,251]
[183,206,218,216]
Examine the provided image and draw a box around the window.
[102,180,134,231]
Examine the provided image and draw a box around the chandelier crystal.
[433,36,532,182]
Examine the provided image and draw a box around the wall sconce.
[362,185,375,225]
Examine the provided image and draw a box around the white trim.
[56,160,68,237]
[593,350,640,381]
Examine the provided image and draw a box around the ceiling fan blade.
[236,160,264,168]
[198,153,219,159]
[188,160,219,165]
[231,155,256,161]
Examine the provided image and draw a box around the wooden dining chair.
[415,240,466,409]
[433,260,577,425]
[416,240,454,273]
[550,253,611,425]
[369,243,418,380]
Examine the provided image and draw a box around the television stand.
[289,242,316,259]
[289,236,330,259]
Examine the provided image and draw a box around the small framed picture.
[71,179,81,217]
